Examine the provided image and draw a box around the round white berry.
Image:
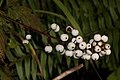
[86,43,91,49]
[92,41,97,46]
[98,41,102,46]
[101,51,106,55]
[65,50,73,57]
[106,49,111,55]
[89,39,94,44]
[73,54,79,59]
[71,38,77,44]
[92,53,99,60]
[94,34,101,41]
[82,54,91,60]
[60,50,66,55]
[60,34,69,41]
[86,50,92,55]
[94,46,101,52]
[79,42,86,50]
[76,36,83,43]
[66,26,73,32]
[105,44,111,50]
[72,29,79,36]
[26,34,32,40]
[99,53,104,57]
[54,25,60,32]
[74,50,83,57]
[22,39,29,44]
[67,42,75,50]
[56,44,64,52]
[44,46,53,53]
[51,23,57,30]
[101,35,108,42]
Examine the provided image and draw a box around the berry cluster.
[44,23,111,60]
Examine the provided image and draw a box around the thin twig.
[53,64,84,80]
[0,13,57,39]
[29,44,42,76]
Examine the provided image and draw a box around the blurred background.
[0,0,120,80]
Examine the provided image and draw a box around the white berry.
[72,29,79,36]
[89,39,94,44]
[92,41,97,46]
[79,42,86,50]
[71,38,77,43]
[54,25,60,32]
[44,46,53,53]
[94,46,101,52]
[22,39,29,44]
[105,44,111,50]
[65,50,73,57]
[74,50,83,57]
[106,49,111,55]
[101,51,106,55]
[86,43,91,49]
[26,34,32,40]
[66,26,73,32]
[51,23,57,30]
[82,54,91,60]
[60,50,66,55]
[67,42,75,50]
[98,41,102,46]
[99,53,104,57]
[86,50,92,55]
[101,35,108,42]
[92,53,99,60]
[56,44,64,52]
[76,36,83,43]
[94,34,101,41]
[60,34,69,41]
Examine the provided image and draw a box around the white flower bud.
[56,44,64,52]
[65,50,73,57]
[44,46,53,53]
[79,42,86,50]
[94,46,101,52]
[86,43,91,49]
[22,40,29,44]
[26,34,32,40]
[86,50,92,55]
[98,41,102,46]
[106,49,111,55]
[67,42,75,50]
[105,44,111,50]
[101,35,108,42]
[60,34,69,41]
[74,50,83,57]
[94,34,101,41]
[76,36,83,43]
[89,39,94,44]
[72,29,79,36]
[92,53,99,60]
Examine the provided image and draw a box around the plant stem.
[0,13,57,40]
[53,64,84,80]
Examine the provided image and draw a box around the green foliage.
[0,0,120,80]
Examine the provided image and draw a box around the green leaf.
[48,56,53,77]
[24,56,31,80]
[113,29,119,63]
[14,46,25,57]
[53,0,84,36]
[31,58,37,80]
[66,57,71,68]
[16,60,25,80]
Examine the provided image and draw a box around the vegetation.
[0,0,120,80]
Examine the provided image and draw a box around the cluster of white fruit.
[22,34,32,44]
[44,23,111,60]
